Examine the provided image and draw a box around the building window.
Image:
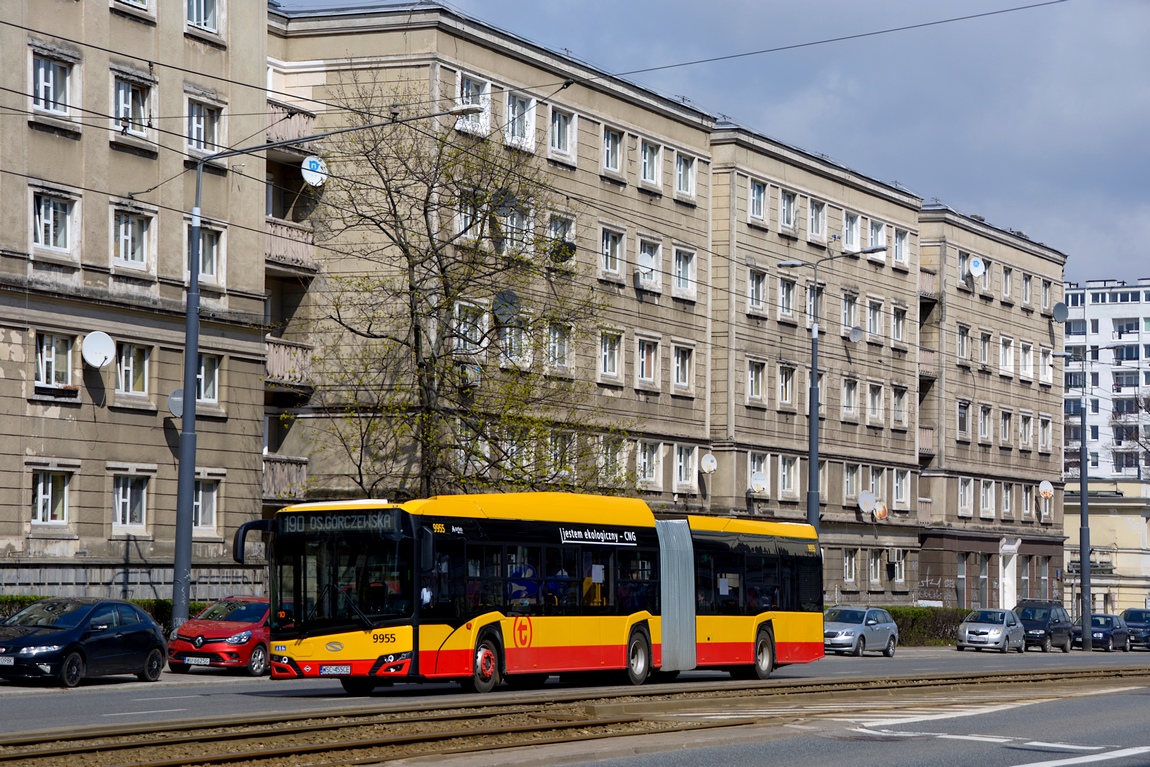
[869,550,883,584]
[1039,415,1052,451]
[957,401,970,437]
[1019,342,1034,379]
[780,190,796,230]
[748,269,766,312]
[1040,348,1053,383]
[978,405,992,441]
[894,469,909,509]
[958,476,973,516]
[891,549,906,583]
[1023,485,1034,517]
[457,75,491,133]
[197,354,219,403]
[844,549,857,584]
[453,303,486,354]
[1040,556,1050,598]
[979,332,991,365]
[673,346,693,389]
[114,77,150,138]
[675,153,695,195]
[675,444,696,490]
[779,455,798,498]
[844,212,860,249]
[113,475,147,529]
[637,441,662,488]
[893,229,909,265]
[892,388,908,427]
[547,323,570,370]
[1002,267,1013,298]
[749,452,769,495]
[842,379,858,419]
[640,141,661,185]
[867,383,884,424]
[980,479,996,519]
[1042,280,1052,310]
[187,99,221,153]
[771,365,792,406]
[498,318,530,366]
[956,554,967,608]
[187,0,217,31]
[1020,412,1033,448]
[673,249,696,299]
[504,92,534,149]
[957,324,970,360]
[187,224,221,281]
[637,339,658,385]
[193,479,217,531]
[495,208,531,258]
[1020,555,1030,597]
[33,54,71,116]
[603,127,622,173]
[869,466,885,501]
[33,471,69,524]
[808,200,825,240]
[1000,337,1014,375]
[979,555,990,608]
[548,107,573,157]
[747,360,765,402]
[601,229,623,275]
[749,181,766,221]
[114,209,150,267]
[843,463,859,500]
[1002,483,1013,518]
[867,299,883,338]
[33,192,73,252]
[842,293,858,329]
[1000,410,1013,445]
[1023,274,1033,304]
[599,436,625,487]
[548,432,574,478]
[36,333,72,388]
[869,220,886,252]
[892,307,905,343]
[600,332,621,378]
[116,343,149,394]
[779,278,795,318]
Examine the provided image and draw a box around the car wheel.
[1018,640,1026,654]
[625,627,651,686]
[246,644,269,676]
[58,652,84,688]
[853,637,865,657]
[1106,637,1114,652]
[1062,636,1072,653]
[137,647,164,682]
[956,645,964,651]
[999,641,1009,654]
[1124,637,1131,652]
[883,637,896,658]
[1040,635,1052,653]
[460,635,502,694]
[168,662,190,674]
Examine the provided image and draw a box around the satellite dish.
[81,331,115,369]
[872,503,889,521]
[1038,480,1055,500]
[1052,302,1069,323]
[636,250,656,276]
[300,156,328,187]
[968,256,986,278]
[492,289,521,325]
[491,188,517,217]
[551,239,576,263]
[848,326,864,344]
[700,453,717,475]
[858,490,877,514]
[168,388,184,419]
[749,471,768,494]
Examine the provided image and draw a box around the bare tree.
[303,79,631,500]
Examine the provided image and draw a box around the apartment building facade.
[1063,482,1150,614]
[917,204,1067,610]
[0,0,269,597]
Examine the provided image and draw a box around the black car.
[0,597,167,687]
[1014,599,1073,653]
[1120,609,1150,649]
[1071,613,1132,652]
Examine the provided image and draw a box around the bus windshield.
[270,531,414,636]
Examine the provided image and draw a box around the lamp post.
[778,245,886,532]
[1053,349,1089,649]
[171,102,482,630]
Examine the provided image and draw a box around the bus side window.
[543,546,577,612]
[582,550,614,610]
[696,552,715,615]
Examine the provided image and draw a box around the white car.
[956,609,1025,653]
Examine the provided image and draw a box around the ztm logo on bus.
[512,616,533,648]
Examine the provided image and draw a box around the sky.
[278,0,1150,286]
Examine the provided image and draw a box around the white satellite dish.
[1038,480,1055,500]
[858,490,877,514]
[872,502,889,521]
[81,331,115,369]
[700,453,717,475]
[749,471,767,494]
[1052,302,1069,323]
[300,156,328,187]
[848,326,864,344]
[968,256,986,278]
[636,250,656,276]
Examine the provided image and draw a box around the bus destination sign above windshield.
[279,510,398,535]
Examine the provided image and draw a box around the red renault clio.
[168,596,270,675]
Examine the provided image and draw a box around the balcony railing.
[267,98,316,146]
[266,218,318,273]
[265,337,313,387]
[917,496,932,516]
[262,454,308,501]
[918,269,938,299]
[919,347,938,379]
[918,424,936,455]
[1067,548,1115,573]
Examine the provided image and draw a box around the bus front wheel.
[462,635,502,693]
[625,627,651,686]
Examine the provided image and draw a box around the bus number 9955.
[373,633,397,644]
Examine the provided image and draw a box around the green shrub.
[0,596,208,636]
[883,605,970,646]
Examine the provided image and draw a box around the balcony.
[265,337,313,388]
[266,218,318,274]
[918,269,938,300]
[918,347,938,379]
[262,454,308,501]
[1066,547,1115,573]
[267,98,316,147]
[918,424,936,456]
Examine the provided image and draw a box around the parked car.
[823,606,898,657]
[0,597,166,688]
[168,596,270,675]
[1014,599,1073,653]
[1119,609,1150,649]
[956,609,1025,653]
[1071,614,1132,652]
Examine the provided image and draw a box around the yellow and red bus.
[233,492,822,694]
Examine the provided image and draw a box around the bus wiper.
[339,589,375,629]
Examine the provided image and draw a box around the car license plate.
[185,656,211,666]
[0,657,13,666]
[320,665,352,675]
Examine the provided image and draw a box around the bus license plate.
[320,665,352,675]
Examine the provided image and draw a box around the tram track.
[4,666,1148,767]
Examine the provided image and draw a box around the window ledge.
[747,218,769,233]
[31,387,81,403]
[892,262,911,274]
[777,315,799,328]
[110,133,159,158]
[110,395,157,412]
[31,249,80,269]
[28,529,78,540]
[599,171,627,186]
[673,193,697,207]
[28,112,82,138]
[184,25,227,49]
[546,152,576,169]
[111,1,157,25]
[193,404,228,420]
[598,273,627,287]
[110,532,153,541]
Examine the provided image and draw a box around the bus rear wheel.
[751,628,775,680]
[625,627,651,686]
[461,636,502,694]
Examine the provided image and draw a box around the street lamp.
[171,102,483,630]
[778,245,886,532]
[1053,348,1089,649]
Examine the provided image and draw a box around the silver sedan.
[956,609,1026,653]
[824,606,899,657]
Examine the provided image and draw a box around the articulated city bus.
[233,492,822,694]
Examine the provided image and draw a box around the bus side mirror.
[420,527,435,573]
[233,519,272,564]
